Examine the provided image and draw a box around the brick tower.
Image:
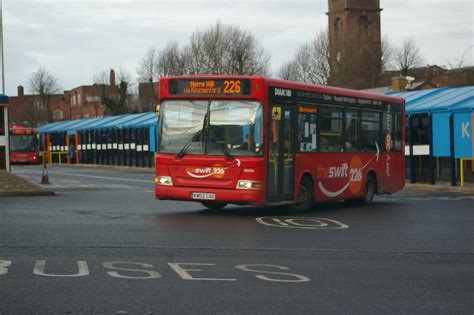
[327,0,382,89]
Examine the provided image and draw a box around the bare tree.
[278,29,331,85]
[137,47,161,112]
[116,68,133,114]
[137,47,160,83]
[92,70,109,85]
[93,68,133,116]
[278,60,300,81]
[445,45,474,69]
[394,37,424,76]
[226,25,271,75]
[157,42,187,77]
[381,35,394,71]
[153,22,271,77]
[28,67,61,124]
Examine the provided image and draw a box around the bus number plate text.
[191,192,216,200]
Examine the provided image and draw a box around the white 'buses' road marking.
[0,260,12,275]
[103,262,162,279]
[168,263,237,281]
[235,264,311,283]
[33,260,90,277]
[3,260,311,283]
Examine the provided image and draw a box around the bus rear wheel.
[361,174,376,204]
[291,176,314,213]
[201,202,227,211]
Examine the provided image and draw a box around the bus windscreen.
[10,134,37,152]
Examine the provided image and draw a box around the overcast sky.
[2,0,473,95]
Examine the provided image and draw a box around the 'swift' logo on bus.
[185,159,241,179]
[317,156,364,197]
[186,165,225,179]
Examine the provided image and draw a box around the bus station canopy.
[36,112,158,135]
[387,86,474,115]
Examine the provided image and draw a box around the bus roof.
[9,125,35,131]
[262,77,404,104]
[160,75,404,104]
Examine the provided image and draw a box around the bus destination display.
[169,79,251,96]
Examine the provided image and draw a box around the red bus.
[9,126,41,164]
[155,76,405,211]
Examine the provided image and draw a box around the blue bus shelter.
[387,86,474,186]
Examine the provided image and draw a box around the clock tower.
[328,0,382,89]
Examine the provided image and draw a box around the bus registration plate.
[191,192,216,200]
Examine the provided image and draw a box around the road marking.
[376,196,474,201]
[51,172,152,183]
[0,260,12,275]
[286,218,328,227]
[256,217,349,229]
[272,218,289,226]
[236,264,311,282]
[103,262,161,279]
[14,170,152,183]
[0,259,313,283]
[33,260,90,277]
[168,263,237,281]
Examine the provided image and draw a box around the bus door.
[267,104,295,203]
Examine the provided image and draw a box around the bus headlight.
[155,176,173,186]
[236,180,264,190]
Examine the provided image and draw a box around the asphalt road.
[1,165,473,314]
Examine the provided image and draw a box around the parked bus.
[9,126,41,164]
[155,76,405,211]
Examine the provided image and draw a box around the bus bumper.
[155,186,266,206]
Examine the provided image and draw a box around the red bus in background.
[155,76,405,212]
[9,126,41,164]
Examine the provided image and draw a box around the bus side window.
[394,113,403,151]
[361,110,380,152]
[345,110,359,152]
[320,107,343,152]
[297,108,317,152]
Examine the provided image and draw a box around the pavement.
[405,181,474,194]
[1,164,473,196]
[0,169,56,196]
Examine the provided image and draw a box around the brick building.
[67,70,120,119]
[9,85,69,126]
[327,0,382,89]
[9,70,120,126]
[367,65,474,93]
[138,82,159,113]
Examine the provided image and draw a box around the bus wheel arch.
[292,174,314,213]
[363,171,377,204]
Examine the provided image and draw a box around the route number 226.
[224,80,241,94]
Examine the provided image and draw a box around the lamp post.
[0,0,9,172]
[0,0,5,94]
[0,0,5,95]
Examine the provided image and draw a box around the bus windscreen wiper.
[175,129,202,159]
[208,126,234,160]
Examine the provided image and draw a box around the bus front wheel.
[201,202,227,211]
[291,176,314,213]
